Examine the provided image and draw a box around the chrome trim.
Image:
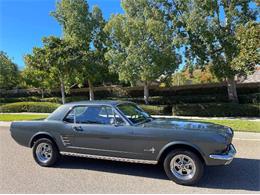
[209,144,236,164]
[60,136,72,146]
[60,151,158,164]
[66,146,140,155]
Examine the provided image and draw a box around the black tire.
[32,138,60,167]
[163,149,204,185]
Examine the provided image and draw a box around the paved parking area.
[0,126,259,193]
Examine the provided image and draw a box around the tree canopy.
[163,0,258,102]
[52,0,108,100]
[24,36,81,103]
[0,51,19,89]
[105,0,182,103]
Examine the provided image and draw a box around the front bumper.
[209,144,236,165]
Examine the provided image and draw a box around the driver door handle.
[72,125,83,132]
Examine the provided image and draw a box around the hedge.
[0,102,60,113]
[172,103,260,117]
[1,82,259,98]
[140,105,172,115]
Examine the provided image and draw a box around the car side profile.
[10,101,236,185]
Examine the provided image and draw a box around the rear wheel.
[163,149,204,185]
[33,138,60,167]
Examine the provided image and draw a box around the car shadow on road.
[55,157,260,191]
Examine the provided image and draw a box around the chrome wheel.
[35,143,53,163]
[170,154,196,181]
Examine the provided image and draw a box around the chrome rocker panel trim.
[60,151,158,164]
[209,144,236,165]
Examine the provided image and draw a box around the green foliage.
[140,105,171,115]
[23,49,53,96]
[172,103,259,117]
[164,0,258,102]
[24,36,82,103]
[0,51,19,89]
[169,0,258,79]
[0,102,60,113]
[105,0,181,87]
[52,0,109,100]
[232,22,260,76]
[51,0,92,45]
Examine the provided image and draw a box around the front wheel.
[33,138,60,167]
[163,149,204,185]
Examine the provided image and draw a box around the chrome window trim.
[63,104,130,126]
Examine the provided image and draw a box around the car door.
[63,105,140,159]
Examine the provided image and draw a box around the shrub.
[0,102,60,113]
[238,93,260,104]
[172,103,260,117]
[140,105,172,115]
[0,96,41,103]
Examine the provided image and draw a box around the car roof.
[64,100,135,106]
[46,100,135,121]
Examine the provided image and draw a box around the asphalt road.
[0,126,259,193]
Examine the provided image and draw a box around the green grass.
[193,119,260,133]
[0,114,49,121]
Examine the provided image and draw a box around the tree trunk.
[41,88,44,99]
[60,81,65,104]
[144,81,149,105]
[227,77,238,103]
[88,79,94,101]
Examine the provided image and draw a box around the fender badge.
[144,147,155,153]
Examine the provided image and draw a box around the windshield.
[116,103,152,124]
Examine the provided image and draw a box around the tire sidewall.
[33,138,59,167]
[163,149,204,185]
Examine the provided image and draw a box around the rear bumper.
[209,144,236,165]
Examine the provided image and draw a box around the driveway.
[0,126,259,193]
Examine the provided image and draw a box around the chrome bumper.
[209,144,236,165]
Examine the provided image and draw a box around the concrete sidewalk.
[1,121,259,141]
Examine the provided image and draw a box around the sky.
[0,0,123,69]
[0,0,258,70]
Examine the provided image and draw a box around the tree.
[23,48,52,98]
[52,0,107,100]
[0,51,19,89]
[167,0,258,102]
[76,6,108,101]
[232,21,260,76]
[105,0,181,104]
[24,37,80,104]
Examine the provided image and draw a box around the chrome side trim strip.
[66,146,140,155]
[60,151,158,165]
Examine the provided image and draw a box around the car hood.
[142,118,232,136]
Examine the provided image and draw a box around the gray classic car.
[10,101,236,185]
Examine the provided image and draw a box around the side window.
[64,106,87,123]
[64,105,119,125]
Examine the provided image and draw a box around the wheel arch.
[29,132,58,149]
[157,141,206,164]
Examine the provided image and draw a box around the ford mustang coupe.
[10,101,236,185]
